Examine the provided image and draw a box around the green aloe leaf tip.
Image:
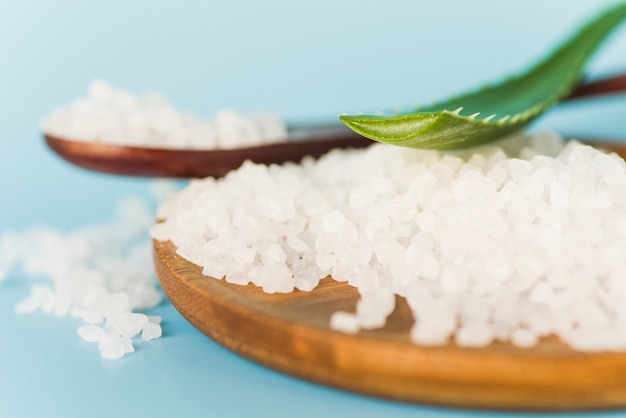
[339,2,626,150]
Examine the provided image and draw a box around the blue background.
[1,1,626,417]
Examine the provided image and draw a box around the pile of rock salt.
[151,132,626,351]
[42,80,287,150]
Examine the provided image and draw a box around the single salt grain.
[261,244,286,265]
[316,253,337,271]
[410,321,453,346]
[511,328,539,348]
[121,337,135,354]
[112,312,149,338]
[141,322,163,341]
[439,266,469,293]
[549,183,569,209]
[234,247,256,265]
[286,235,309,253]
[509,159,532,181]
[416,210,436,233]
[77,325,107,343]
[15,285,52,314]
[14,296,42,314]
[99,338,125,360]
[456,322,495,348]
[330,311,360,334]
[592,191,613,210]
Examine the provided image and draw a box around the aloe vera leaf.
[339,2,626,150]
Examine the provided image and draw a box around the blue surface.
[2,1,626,417]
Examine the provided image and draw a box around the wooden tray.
[154,239,626,411]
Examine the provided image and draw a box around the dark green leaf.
[340,3,626,149]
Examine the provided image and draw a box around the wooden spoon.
[44,74,626,178]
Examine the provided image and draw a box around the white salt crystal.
[511,328,539,348]
[416,210,436,233]
[202,260,228,279]
[101,293,131,317]
[389,196,417,223]
[405,245,440,280]
[15,285,52,314]
[455,322,494,348]
[141,322,163,341]
[99,338,126,360]
[112,312,149,338]
[410,320,453,346]
[315,253,337,272]
[592,191,613,210]
[14,297,41,314]
[286,234,309,253]
[258,264,294,294]
[549,183,569,209]
[439,266,469,293]
[509,158,532,181]
[253,112,288,142]
[233,247,255,265]
[349,186,376,209]
[77,325,107,343]
[121,337,135,353]
[486,166,508,188]
[374,239,403,265]
[225,269,250,286]
[356,289,395,329]
[330,311,360,334]
[261,244,286,265]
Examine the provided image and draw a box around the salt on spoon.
[42,80,371,178]
[42,75,626,178]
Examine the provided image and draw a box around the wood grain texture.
[154,239,626,411]
[567,73,626,101]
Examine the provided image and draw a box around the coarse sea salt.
[0,184,176,359]
[41,80,288,150]
[151,131,626,352]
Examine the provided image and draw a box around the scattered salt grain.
[99,337,127,360]
[41,80,287,150]
[111,312,149,338]
[77,325,107,343]
[152,131,626,352]
[0,183,175,359]
[141,322,163,341]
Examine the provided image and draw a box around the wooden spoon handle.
[568,73,626,100]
